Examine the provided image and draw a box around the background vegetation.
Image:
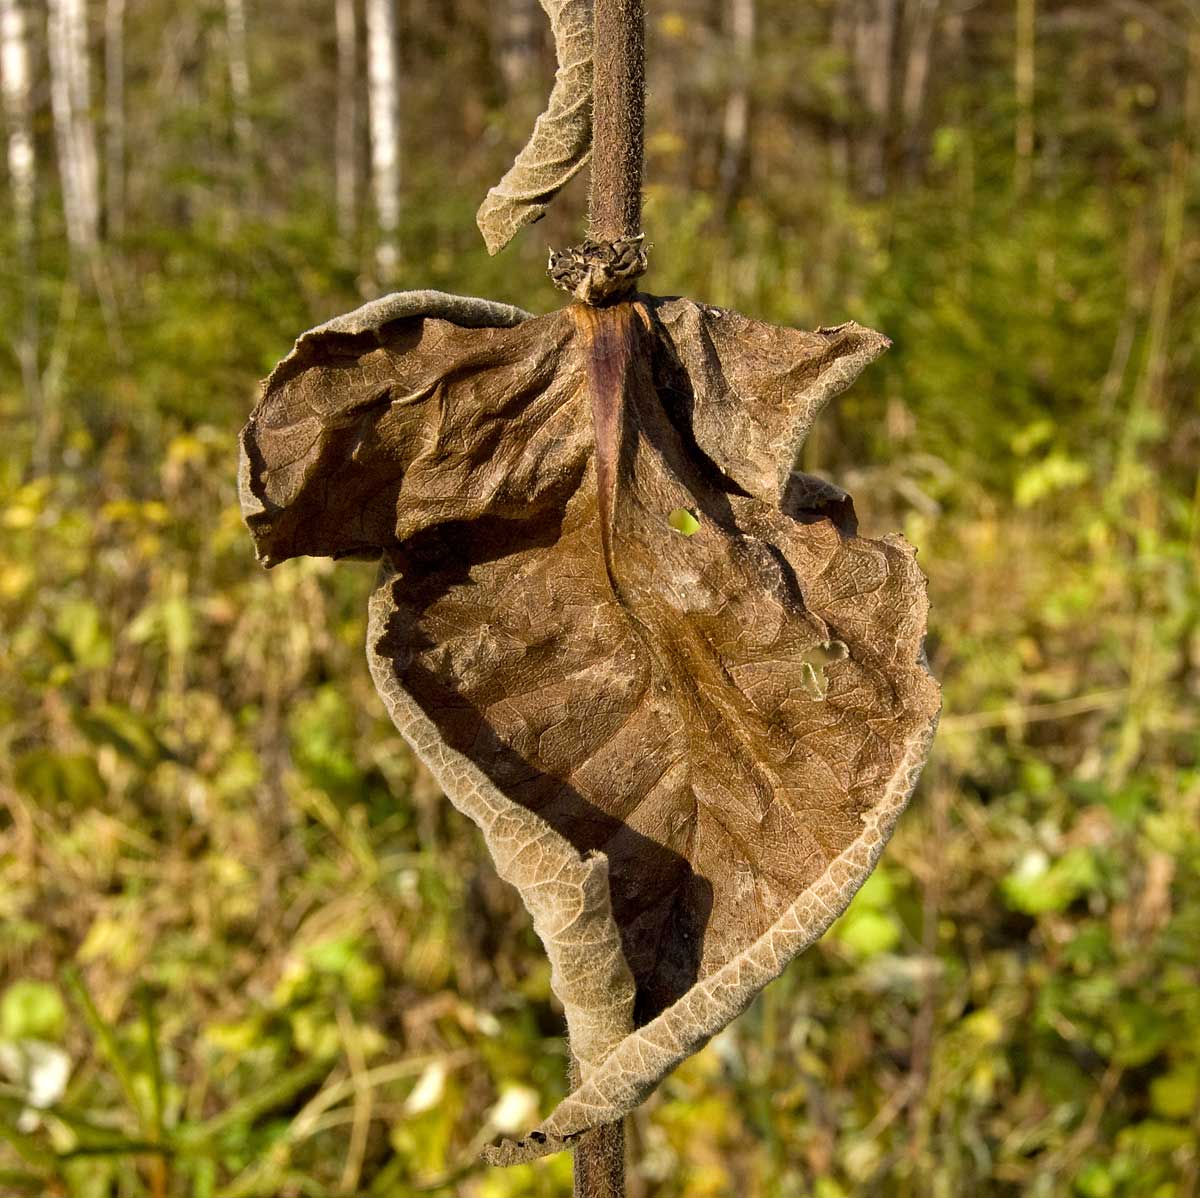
[2,0,1199,1194]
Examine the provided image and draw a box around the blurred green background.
[2,0,1199,1194]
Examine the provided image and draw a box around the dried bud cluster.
[548,234,649,303]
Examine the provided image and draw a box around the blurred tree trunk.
[0,0,40,428]
[104,0,125,238]
[836,0,950,195]
[47,0,125,379]
[829,4,853,189]
[899,0,941,179]
[48,0,101,258]
[335,0,358,241]
[366,0,401,282]
[717,0,755,210]
[494,0,540,97]
[852,0,898,197]
[224,0,254,160]
[1015,0,1035,193]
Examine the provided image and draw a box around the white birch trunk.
[366,0,400,282]
[224,0,253,157]
[335,0,358,240]
[104,0,125,237]
[47,0,78,246]
[1,0,39,405]
[48,0,101,256]
[1,0,33,243]
[65,0,99,234]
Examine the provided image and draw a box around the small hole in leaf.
[800,640,848,700]
[668,507,701,536]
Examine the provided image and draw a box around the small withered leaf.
[240,290,940,1161]
[476,0,594,254]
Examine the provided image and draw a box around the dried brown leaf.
[476,0,593,254]
[240,290,940,1161]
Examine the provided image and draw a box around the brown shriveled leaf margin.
[239,290,940,1164]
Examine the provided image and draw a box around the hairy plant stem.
[548,0,646,302]
[571,5,641,1191]
[588,0,644,242]
[571,1056,626,1198]
[574,1121,626,1198]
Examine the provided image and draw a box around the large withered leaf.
[240,291,940,1162]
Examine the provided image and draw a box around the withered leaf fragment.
[476,0,594,254]
[240,290,940,1163]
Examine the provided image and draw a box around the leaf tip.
[480,1128,575,1167]
[477,191,548,255]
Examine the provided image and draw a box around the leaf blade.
[240,291,940,1160]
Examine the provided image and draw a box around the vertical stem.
[570,1057,626,1198]
[574,1122,626,1198]
[573,0,641,1160]
[572,3,641,1168]
[589,0,644,242]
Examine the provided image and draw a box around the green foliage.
[831,870,905,959]
[1,982,68,1043]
